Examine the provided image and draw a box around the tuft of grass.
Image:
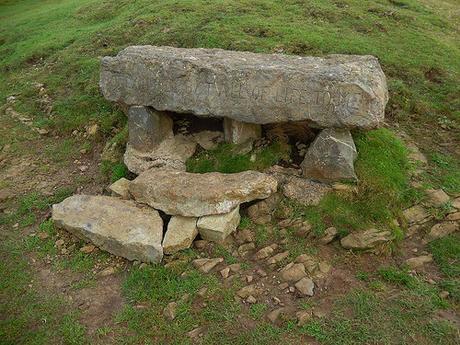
[101,161,129,183]
[186,141,290,173]
[249,303,268,320]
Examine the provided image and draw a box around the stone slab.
[129,168,277,217]
[163,216,198,254]
[197,206,241,242]
[100,46,388,129]
[52,195,163,263]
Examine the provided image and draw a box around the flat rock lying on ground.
[100,46,388,129]
[301,128,358,182]
[52,195,163,263]
[281,176,331,206]
[340,228,392,250]
[424,222,459,243]
[129,168,277,217]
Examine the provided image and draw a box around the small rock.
[318,262,332,274]
[425,189,450,207]
[99,266,116,277]
[86,123,100,137]
[424,222,459,243]
[192,257,224,273]
[246,295,257,304]
[446,212,460,221]
[78,165,88,172]
[405,255,433,269]
[254,245,275,260]
[80,244,96,254]
[279,282,289,290]
[295,277,315,296]
[256,269,267,277]
[237,285,259,299]
[340,228,392,250]
[220,267,230,279]
[296,310,312,326]
[238,242,255,253]
[313,309,327,318]
[228,263,241,272]
[55,239,65,247]
[187,327,203,339]
[246,275,254,283]
[295,254,318,273]
[36,128,49,135]
[197,287,208,297]
[37,232,49,240]
[267,307,285,323]
[280,263,307,282]
[163,301,177,320]
[403,205,431,225]
[319,227,338,244]
[452,197,460,209]
[267,251,289,265]
[439,291,449,299]
[235,229,255,244]
[108,178,131,199]
[197,206,241,242]
[194,240,208,250]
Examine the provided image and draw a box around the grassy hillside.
[1,1,459,344]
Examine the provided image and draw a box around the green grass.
[1,0,460,344]
[186,141,290,173]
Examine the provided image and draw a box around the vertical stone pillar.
[223,118,261,145]
[300,128,358,182]
[128,106,173,152]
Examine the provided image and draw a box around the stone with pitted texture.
[100,46,387,129]
[52,195,163,263]
[197,206,241,242]
[162,216,198,254]
[301,128,357,182]
[340,228,392,250]
[129,168,277,217]
[127,106,173,152]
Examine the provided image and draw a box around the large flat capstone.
[100,46,388,129]
[129,169,278,217]
[52,195,164,263]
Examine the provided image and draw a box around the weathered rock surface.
[124,134,197,174]
[52,195,163,263]
[192,257,223,273]
[100,46,388,129]
[223,118,261,144]
[425,189,450,207]
[163,216,198,254]
[247,193,280,225]
[340,228,392,250]
[295,277,315,296]
[130,169,277,217]
[403,205,431,225]
[424,222,459,243]
[191,130,223,150]
[197,206,241,242]
[301,128,357,182]
[319,226,338,244]
[127,106,173,152]
[280,263,307,282]
[108,178,131,199]
[405,255,433,269]
[282,176,331,205]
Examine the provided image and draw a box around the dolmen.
[52,46,388,263]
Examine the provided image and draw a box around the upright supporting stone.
[301,128,357,182]
[197,206,241,242]
[128,106,173,152]
[223,118,261,144]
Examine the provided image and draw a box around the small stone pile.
[52,169,278,263]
